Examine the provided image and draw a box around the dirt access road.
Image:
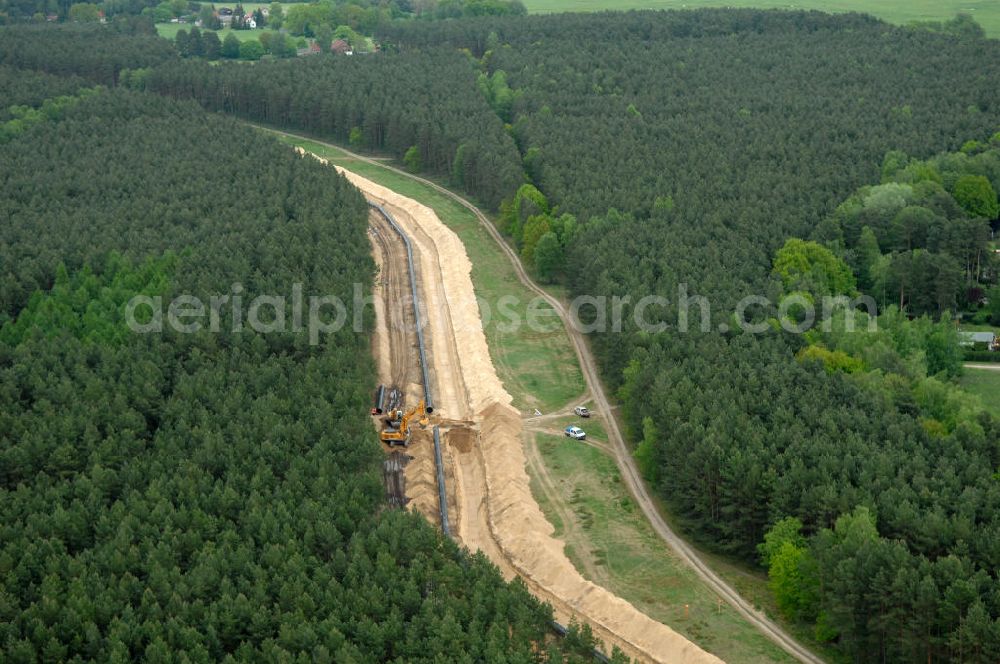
[965,363,1000,371]
[283,131,823,664]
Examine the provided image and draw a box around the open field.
[961,367,1000,416]
[273,134,585,415]
[960,323,1000,333]
[528,432,796,663]
[155,23,284,42]
[523,0,1000,37]
[210,2,273,10]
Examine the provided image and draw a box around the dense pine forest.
[4,7,1000,662]
[0,23,174,84]
[379,10,1000,661]
[146,52,522,209]
[0,68,604,661]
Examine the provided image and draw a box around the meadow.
[155,22,284,42]
[527,433,801,663]
[961,367,1000,417]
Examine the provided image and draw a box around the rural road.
[965,363,1000,371]
[262,126,826,664]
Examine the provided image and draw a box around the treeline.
[413,0,525,20]
[0,85,101,142]
[381,10,1000,661]
[0,74,605,661]
[146,53,523,208]
[0,0,523,25]
[0,23,174,84]
[247,0,525,37]
[378,7,890,57]
[174,25,300,60]
[0,64,88,116]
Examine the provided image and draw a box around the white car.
[574,406,591,418]
[564,426,586,440]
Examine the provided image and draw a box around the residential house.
[960,331,999,351]
[330,39,352,55]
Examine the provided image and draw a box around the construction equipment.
[380,399,430,446]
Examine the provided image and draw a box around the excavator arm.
[380,399,429,446]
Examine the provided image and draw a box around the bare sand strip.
[299,149,721,664]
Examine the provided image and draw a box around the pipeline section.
[368,201,434,414]
[549,622,612,663]
[369,200,449,538]
[370,201,606,663]
[432,426,451,537]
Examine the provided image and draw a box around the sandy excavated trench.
[369,213,441,522]
[300,148,721,664]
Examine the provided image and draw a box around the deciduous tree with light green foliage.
[0,87,100,143]
[239,39,264,61]
[0,252,176,346]
[68,2,100,22]
[533,231,562,282]
[634,416,659,482]
[504,183,548,241]
[773,238,856,297]
[795,344,864,374]
[758,517,820,621]
[520,214,550,265]
[952,174,999,219]
[348,125,364,148]
[478,69,516,121]
[403,144,421,172]
[268,2,283,28]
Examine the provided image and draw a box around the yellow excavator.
[380,399,429,446]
